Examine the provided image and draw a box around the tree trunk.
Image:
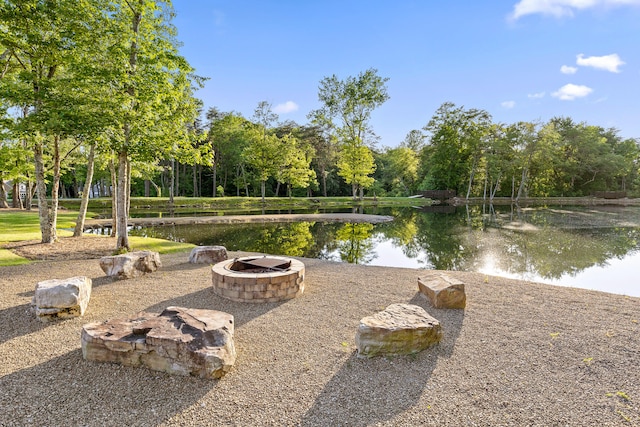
[144,180,150,197]
[483,176,488,201]
[12,181,22,209]
[109,158,117,237]
[169,159,175,203]
[192,164,197,197]
[74,143,96,237]
[260,180,266,203]
[149,180,161,197]
[25,180,34,210]
[241,164,249,196]
[321,165,327,197]
[516,168,528,202]
[212,162,217,197]
[34,141,53,242]
[126,159,131,218]
[0,173,9,208]
[116,150,130,251]
[359,185,364,201]
[34,136,61,243]
[275,181,280,197]
[466,158,478,200]
[174,159,179,197]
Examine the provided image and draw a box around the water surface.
[123,205,640,297]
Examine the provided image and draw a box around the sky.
[171,0,640,147]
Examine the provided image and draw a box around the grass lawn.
[0,209,194,267]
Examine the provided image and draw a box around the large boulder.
[418,274,466,309]
[81,306,236,379]
[99,250,161,279]
[188,245,228,264]
[32,276,92,322]
[356,303,442,358]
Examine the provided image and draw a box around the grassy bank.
[58,196,432,212]
[0,209,194,267]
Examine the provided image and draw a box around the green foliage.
[310,68,389,199]
[418,103,640,199]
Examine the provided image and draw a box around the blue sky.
[172,0,640,147]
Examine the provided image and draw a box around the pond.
[122,205,640,297]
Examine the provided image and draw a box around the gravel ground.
[1,239,639,426]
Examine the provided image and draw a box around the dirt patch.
[3,236,117,261]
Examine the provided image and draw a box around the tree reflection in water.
[127,205,640,294]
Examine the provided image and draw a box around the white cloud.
[273,101,299,114]
[561,65,578,74]
[528,91,546,99]
[551,83,593,100]
[576,53,625,72]
[510,0,640,20]
[501,101,516,109]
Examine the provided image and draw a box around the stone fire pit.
[212,256,305,303]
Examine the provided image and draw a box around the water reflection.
[124,205,640,296]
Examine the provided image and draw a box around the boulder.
[418,274,466,309]
[188,245,228,264]
[356,303,442,358]
[81,306,236,379]
[99,251,161,279]
[32,276,92,322]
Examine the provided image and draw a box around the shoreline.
[83,212,394,229]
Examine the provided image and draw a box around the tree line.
[1,1,639,249]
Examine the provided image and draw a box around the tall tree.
[309,68,389,200]
[107,0,202,250]
[421,102,492,197]
[0,0,106,242]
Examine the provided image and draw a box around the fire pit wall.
[212,256,305,303]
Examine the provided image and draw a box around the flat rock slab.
[418,274,466,309]
[99,250,161,279]
[81,306,235,379]
[356,303,442,358]
[188,246,228,264]
[32,276,92,322]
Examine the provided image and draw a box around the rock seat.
[418,274,466,309]
[99,250,161,279]
[81,306,236,379]
[356,303,442,358]
[188,245,228,264]
[32,276,92,322]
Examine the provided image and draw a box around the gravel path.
[1,249,639,426]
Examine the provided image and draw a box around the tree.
[309,68,389,200]
[379,146,420,196]
[248,101,280,202]
[106,0,203,250]
[0,0,107,242]
[420,102,492,198]
[241,128,283,201]
[207,111,253,196]
[276,133,316,198]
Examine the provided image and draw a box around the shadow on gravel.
[0,349,215,426]
[0,303,50,345]
[301,292,465,426]
[144,287,287,329]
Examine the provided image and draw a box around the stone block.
[81,306,235,379]
[418,274,466,309]
[32,276,92,322]
[356,303,442,358]
[99,251,161,280]
[189,246,228,264]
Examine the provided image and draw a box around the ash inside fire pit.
[229,257,292,273]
